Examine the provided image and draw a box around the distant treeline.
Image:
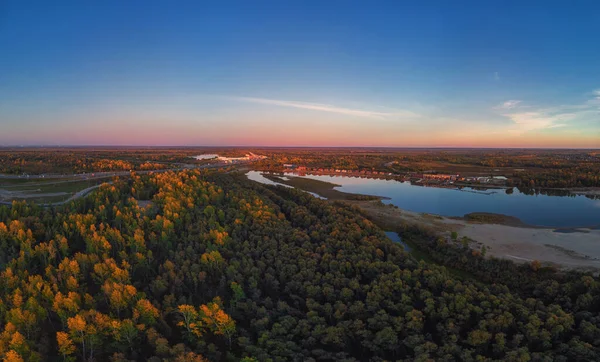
[253,148,600,188]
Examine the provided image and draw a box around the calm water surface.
[246,171,600,227]
[384,231,411,251]
[299,174,600,227]
[246,171,326,199]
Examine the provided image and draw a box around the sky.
[1,1,599,148]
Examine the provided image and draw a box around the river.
[246,171,600,228]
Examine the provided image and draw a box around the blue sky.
[1,0,599,147]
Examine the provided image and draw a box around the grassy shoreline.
[262,173,387,201]
[263,173,600,230]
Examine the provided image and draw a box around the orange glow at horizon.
[4,110,598,149]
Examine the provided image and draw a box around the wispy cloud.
[228,96,420,119]
[494,72,500,81]
[503,112,576,134]
[496,89,600,135]
[548,123,568,129]
[494,100,521,110]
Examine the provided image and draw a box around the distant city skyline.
[1,1,599,148]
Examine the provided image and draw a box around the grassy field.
[1,193,72,205]
[463,212,532,227]
[0,177,75,187]
[3,177,111,192]
[0,177,113,204]
[23,195,73,204]
[27,180,97,193]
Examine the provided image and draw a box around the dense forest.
[0,149,214,175]
[0,170,599,361]
[252,149,600,188]
[2,148,598,188]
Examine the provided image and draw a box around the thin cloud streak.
[503,112,575,135]
[229,96,420,119]
[497,89,600,134]
[494,100,521,110]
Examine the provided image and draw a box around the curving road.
[0,163,232,207]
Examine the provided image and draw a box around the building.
[218,153,266,163]
[423,174,458,181]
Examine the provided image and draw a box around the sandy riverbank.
[251,172,600,270]
[352,200,600,271]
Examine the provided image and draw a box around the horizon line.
[1,145,598,150]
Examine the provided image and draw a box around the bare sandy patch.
[456,223,600,269]
[348,200,600,271]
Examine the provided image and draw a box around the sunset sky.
[1,1,599,147]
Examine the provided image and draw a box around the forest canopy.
[0,170,599,361]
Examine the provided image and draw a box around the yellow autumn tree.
[134,299,159,325]
[56,332,75,361]
[3,350,24,362]
[199,297,236,343]
[53,292,81,323]
[101,282,137,317]
[66,312,105,361]
[176,305,201,337]
[172,351,208,362]
[176,297,235,344]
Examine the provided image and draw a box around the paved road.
[0,163,232,207]
[0,182,110,207]
[0,162,227,180]
[51,183,110,206]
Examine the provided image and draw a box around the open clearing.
[0,178,112,204]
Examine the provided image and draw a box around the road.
[0,163,232,207]
[42,182,114,207]
[0,162,225,181]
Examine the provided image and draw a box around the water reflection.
[384,231,411,251]
[246,171,326,199]
[274,173,600,228]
